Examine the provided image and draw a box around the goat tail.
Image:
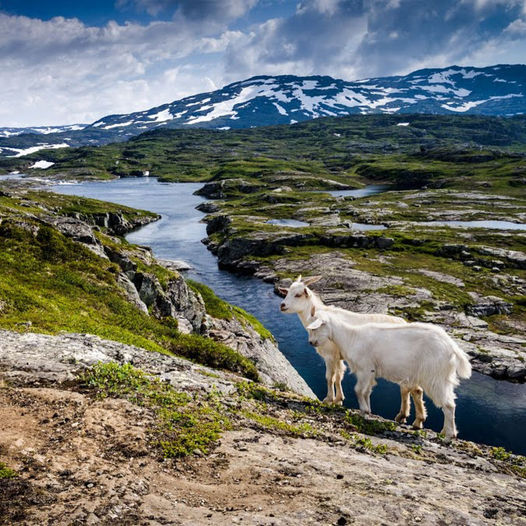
[451,340,472,379]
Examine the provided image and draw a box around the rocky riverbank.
[0,184,313,397]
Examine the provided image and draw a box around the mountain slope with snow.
[0,124,86,138]
[1,64,525,157]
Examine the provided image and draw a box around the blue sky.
[1,0,525,126]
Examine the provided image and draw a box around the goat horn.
[303,275,322,286]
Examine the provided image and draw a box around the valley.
[1,112,525,523]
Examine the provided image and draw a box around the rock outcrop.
[0,330,238,395]
[194,179,262,199]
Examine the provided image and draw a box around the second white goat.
[307,309,471,437]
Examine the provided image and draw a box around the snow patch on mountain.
[2,64,525,158]
[9,143,70,157]
[29,160,55,169]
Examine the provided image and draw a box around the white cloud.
[0,0,525,127]
[505,17,526,33]
[119,0,259,22]
[0,13,239,126]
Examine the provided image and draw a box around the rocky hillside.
[1,64,525,156]
[0,183,313,397]
[1,333,525,524]
[196,149,526,383]
[4,113,526,181]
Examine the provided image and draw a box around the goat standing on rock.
[307,308,472,437]
[279,275,427,429]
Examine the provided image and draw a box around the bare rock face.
[206,214,232,235]
[466,294,513,317]
[194,179,262,199]
[208,317,315,398]
[116,273,148,314]
[0,330,237,396]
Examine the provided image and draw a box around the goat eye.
[295,293,302,298]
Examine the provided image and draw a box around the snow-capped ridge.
[1,64,525,157]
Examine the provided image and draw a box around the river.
[51,177,526,454]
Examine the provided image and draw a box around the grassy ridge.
[3,114,526,183]
[0,191,259,381]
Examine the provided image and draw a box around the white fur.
[279,276,424,422]
[307,312,472,437]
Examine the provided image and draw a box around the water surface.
[420,220,526,231]
[266,219,310,228]
[51,178,526,454]
[328,184,390,198]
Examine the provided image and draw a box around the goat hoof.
[412,420,424,430]
[334,399,344,406]
[395,413,407,424]
[322,397,334,404]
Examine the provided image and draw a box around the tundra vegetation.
[0,190,259,380]
[0,114,524,378]
[0,114,525,523]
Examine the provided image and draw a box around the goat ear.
[310,305,315,317]
[294,274,302,283]
[304,288,310,298]
[302,275,322,286]
[277,287,289,295]
[307,318,324,330]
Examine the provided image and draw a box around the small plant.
[413,429,428,439]
[241,409,315,437]
[339,431,388,454]
[236,381,278,402]
[354,436,389,455]
[345,411,397,435]
[411,444,423,454]
[80,362,230,458]
[491,446,511,461]
[0,462,18,479]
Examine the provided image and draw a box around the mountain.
[0,124,86,138]
[1,64,525,157]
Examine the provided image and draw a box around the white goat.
[306,309,472,437]
[279,276,427,429]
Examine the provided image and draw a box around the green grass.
[80,362,230,457]
[5,113,526,183]
[345,411,398,435]
[0,462,18,479]
[240,409,316,437]
[0,214,259,381]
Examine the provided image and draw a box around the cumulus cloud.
[0,13,241,125]
[225,0,526,80]
[505,17,526,34]
[225,0,368,80]
[1,0,525,126]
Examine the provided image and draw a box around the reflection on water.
[51,177,526,454]
[349,223,387,231]
[266,219,310,227]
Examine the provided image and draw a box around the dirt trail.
[1,384,525,525]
